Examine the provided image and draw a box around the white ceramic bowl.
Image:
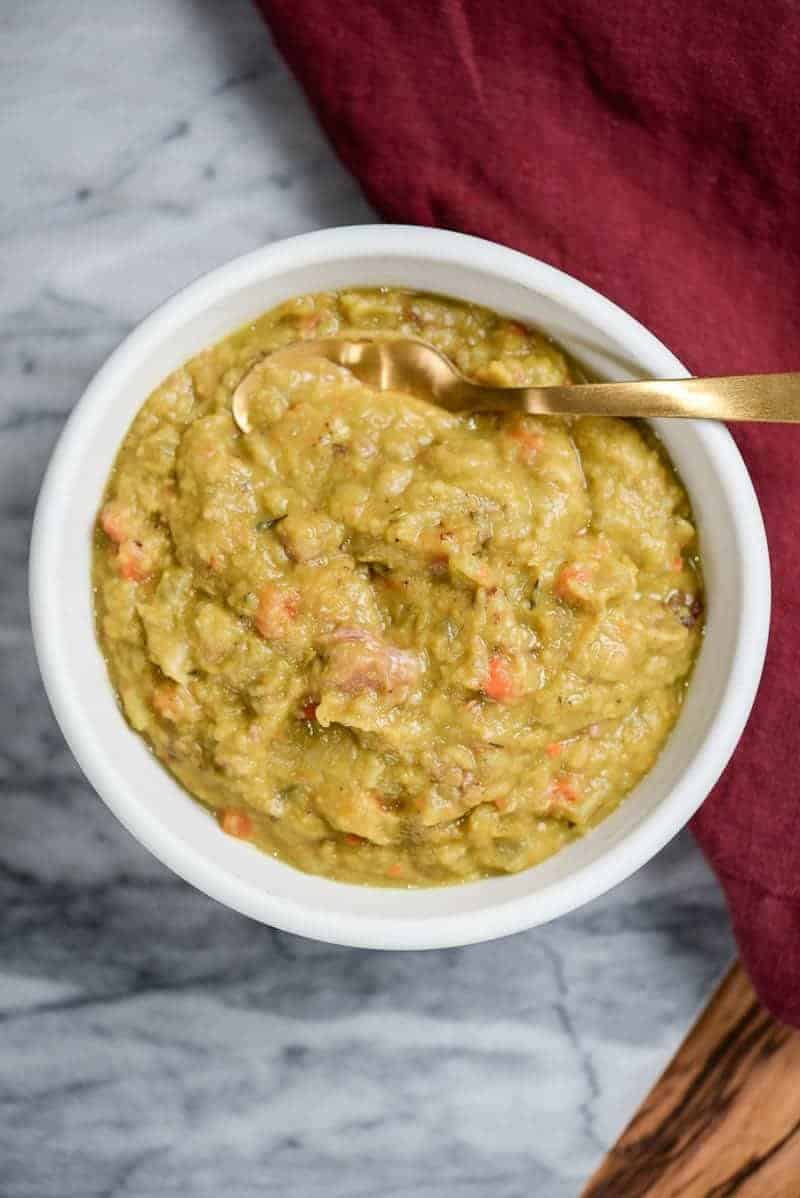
[30,226,770,949]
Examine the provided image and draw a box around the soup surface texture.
[93,288,704,886]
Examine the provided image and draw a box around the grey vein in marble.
[1,2,734,1196]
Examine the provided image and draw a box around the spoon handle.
[508,373,800,421]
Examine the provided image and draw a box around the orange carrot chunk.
[545,741,563,759]
[117,540,151,583]
[151,682,196,723]
[220,809,253,840]
[255,584,301,639]
[510,424,545,464]
[99,501,129,545]
[483,654,515,702]
[550,774,581,805]
[554,564,591,603]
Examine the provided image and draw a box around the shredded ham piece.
[318,627,422,696]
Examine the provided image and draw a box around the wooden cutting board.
[582,963,800,1197]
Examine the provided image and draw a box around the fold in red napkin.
[257,0,800,1024]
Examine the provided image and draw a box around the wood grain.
[582,962,800,1197]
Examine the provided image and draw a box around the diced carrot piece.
[510,424,545,464]
[550,774,581,805]
[117,540,151,582]
[255,584,301,639]
[152,682,198,723]
[300,699,318,722]
[494,796,510,812]
[344,833,363,846]
[483,654,515,702]
[386,862,405,879]
[672,556,683,572]
[555,564,591,602]
[99,501,131,545]
[220,809,253,839]
[545,741,563,759]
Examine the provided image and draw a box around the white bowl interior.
[31,228,769,947]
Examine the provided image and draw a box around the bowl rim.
[29,225,771,949]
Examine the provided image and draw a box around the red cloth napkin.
[257,0,800,1024]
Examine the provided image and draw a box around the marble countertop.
[2,2,734,1194]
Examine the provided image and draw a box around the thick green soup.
[93,289,703,886]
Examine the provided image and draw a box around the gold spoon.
[231,337,800,433]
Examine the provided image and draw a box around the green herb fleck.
[256,514,288,532]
